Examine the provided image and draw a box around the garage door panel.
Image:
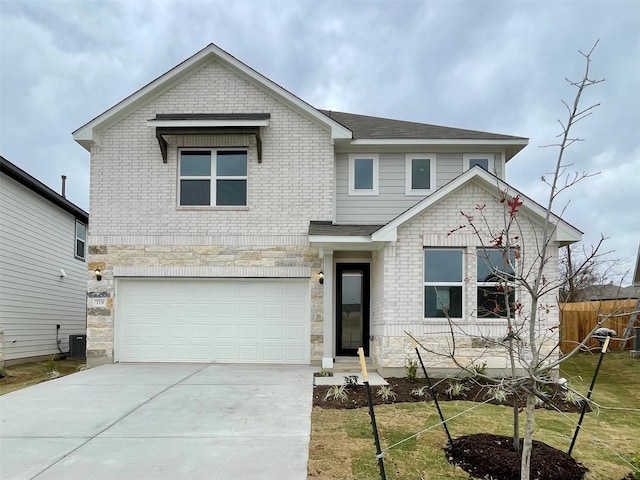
[116,278,310,363]
[286,346,306,362]
[238,325,258,339]
[286,304,306,319]
[287,325,305,340]
[264,325,283,340]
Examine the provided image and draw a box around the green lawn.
[308,352,640,480]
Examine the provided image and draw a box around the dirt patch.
[445,433,589,480]
[0,358,85,395]
[313,377,585,413]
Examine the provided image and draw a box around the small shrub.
[343,375,359,388]
[562,389,583,407]
[411,385,430,398]
[44,354,57,373]
[45,370,61,380]
[377,385,397,401]
[629,452,640,473]
[316,368,332,377]
[324,385,349,402]
[470,361,488,377]
[486,386,510,403]
[445,380,469,398]
[405,357,419,383]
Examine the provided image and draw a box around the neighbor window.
[463,154,495,173]
[75,220,86,260]
[179,149,247,206]
[348,154,379,195]
[477,247,516,318]
[406,154,436,195]
[423,249,463,318]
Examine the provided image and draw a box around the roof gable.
[372,167,582,244]
[73,44,352,150]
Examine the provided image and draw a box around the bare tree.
[412,41,606,480]
[560,243,622,302]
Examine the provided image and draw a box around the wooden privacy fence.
[559,299,638,354]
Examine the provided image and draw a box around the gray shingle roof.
[309,221,382,236]
[318,110,527,141]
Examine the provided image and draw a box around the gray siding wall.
[335,152,503,224]
[0,174,87,361]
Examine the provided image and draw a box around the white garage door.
[115,278,310,363]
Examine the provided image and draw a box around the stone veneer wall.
[86,244,322,366]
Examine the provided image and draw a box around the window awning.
[148,113,270,163]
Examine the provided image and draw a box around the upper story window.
[179,149,247,206]
[477,247,516,318]
[424,249,463,319]
[348,154,379,195]
[75,220,86,260]
[464,154,495,173]
[406,154,436,195]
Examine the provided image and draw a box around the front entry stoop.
[314,357,388,386]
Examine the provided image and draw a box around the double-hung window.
[423,249,463,318]
[477,247,516,318]
[179,149,248,206]
[75,220,86,260]
[406,154,436,195]
[348,154,379,195]
[463,154,495,173]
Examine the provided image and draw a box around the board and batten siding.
[0,174,87,361]
[335,152,503,224]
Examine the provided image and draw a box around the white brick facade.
[86,60,333,365]
[372,180,561,374]
[89,61,334,238]
[79,47,572,373]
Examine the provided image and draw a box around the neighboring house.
[73,44,581,374]
[0,156,88,364]
[578,284,640,302]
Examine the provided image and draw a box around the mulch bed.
[313,377,585,413]
[312,377,609,480]
[445,433,589,480]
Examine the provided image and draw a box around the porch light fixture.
[318,271,324,285]
[94,268,102,281]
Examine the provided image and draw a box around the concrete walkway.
[0,363,315,480]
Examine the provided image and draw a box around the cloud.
[1,0,638,282]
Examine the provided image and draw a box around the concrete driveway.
[0,363,315,480]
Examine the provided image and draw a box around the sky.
[1,0,638,284]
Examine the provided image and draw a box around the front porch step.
[331,357,373,372]
[315,357,387,386]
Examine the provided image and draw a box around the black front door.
[336,263,370,356]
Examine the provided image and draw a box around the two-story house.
[73,44,581,374]
[0,156,89,364]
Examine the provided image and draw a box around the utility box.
[69,334,86,360]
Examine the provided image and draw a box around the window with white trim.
[477,247,516,318]
[405,154,436,195]
[348,154,379,195]
[423,249,463,318]
[75,220,86,260]
[179,149,247,206]
[464,153,495,173]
